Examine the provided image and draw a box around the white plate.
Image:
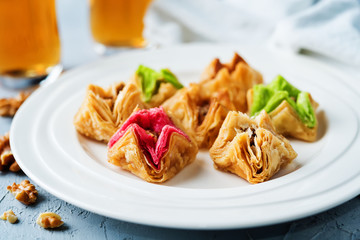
[11,44,360,229]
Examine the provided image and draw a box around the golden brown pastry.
[162,53,262,149]
[130,74,177,108]
[209,110,297,184]
[247,75,319,142]
[131,65,183,108]
[107,107,198,183]
[200,52,263,113]
[162,84,234,149]
[74,82,145,142]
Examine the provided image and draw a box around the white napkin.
[270,0,360,66]
[145,0,360,66]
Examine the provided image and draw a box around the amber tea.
[0,0,61,82]
[90,0,152,48]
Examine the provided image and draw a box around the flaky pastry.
[163,53,263,149]
[210,111,297,184]
[162,84,234,149]
[74,82,145,142]
[130,74,178,108]
[74,66,183,143]
[200,53,263,113]
[108,107,198,183]
[247,75,319,142]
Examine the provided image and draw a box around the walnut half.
[0,132,21,172]
[36,212,64,229]
[0,210,18,224]
[0,91,30,117]
[7,180,38,205]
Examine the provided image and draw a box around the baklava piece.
[74,81,145,142]
[74,65,183,143]
[108,107,198,183]
[131,65,183,108]
[162,84,234,149]
[210,110,297,184]
[162,53,263,149]
[247,75,319,141]
[200,53,263,112]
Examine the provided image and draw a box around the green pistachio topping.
[250,75,316,128]
[136,65,183,102]
[296,91,316,128]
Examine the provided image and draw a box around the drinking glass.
[0,0,61,89]
[89,0,152,54]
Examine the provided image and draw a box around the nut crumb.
[36,212,63,229]
[0,132,21,172]
[9,161,20,172]
[7,180,38,205]
[0,91,30,117]
[0,210,18,224]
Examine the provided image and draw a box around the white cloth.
[145,0,360,66]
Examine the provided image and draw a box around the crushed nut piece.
[0,91,30,117]
[0,132,21,172]
[0,210,18,224]
[1,150,14,166]
[7,180,38,205]
[36,212,63,229]
[0,132,9,150]
[9,161,20,172]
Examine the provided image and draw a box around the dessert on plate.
[162,84,232,149]
[107,107,198,183]
[130,65,183,108]
[209,110,298,184]
[73,53,321,185]
[74,66,183,142]
[163,53,263,149]
[200,52,263,113]
[247,75,319,141]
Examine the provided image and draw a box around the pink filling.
[108,107,190,169]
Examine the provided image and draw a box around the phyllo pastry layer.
[247,75,319,142]
[162,84,233,149]
[107,107,198,183]
[74,82,144,142]
[162,53,263,149]
[74,65,184,143]
[200,52,263,113]
[209,110,297,184]
[131,65,183,108]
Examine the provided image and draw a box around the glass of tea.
[0,0,61,89]
[89,0,152,54]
